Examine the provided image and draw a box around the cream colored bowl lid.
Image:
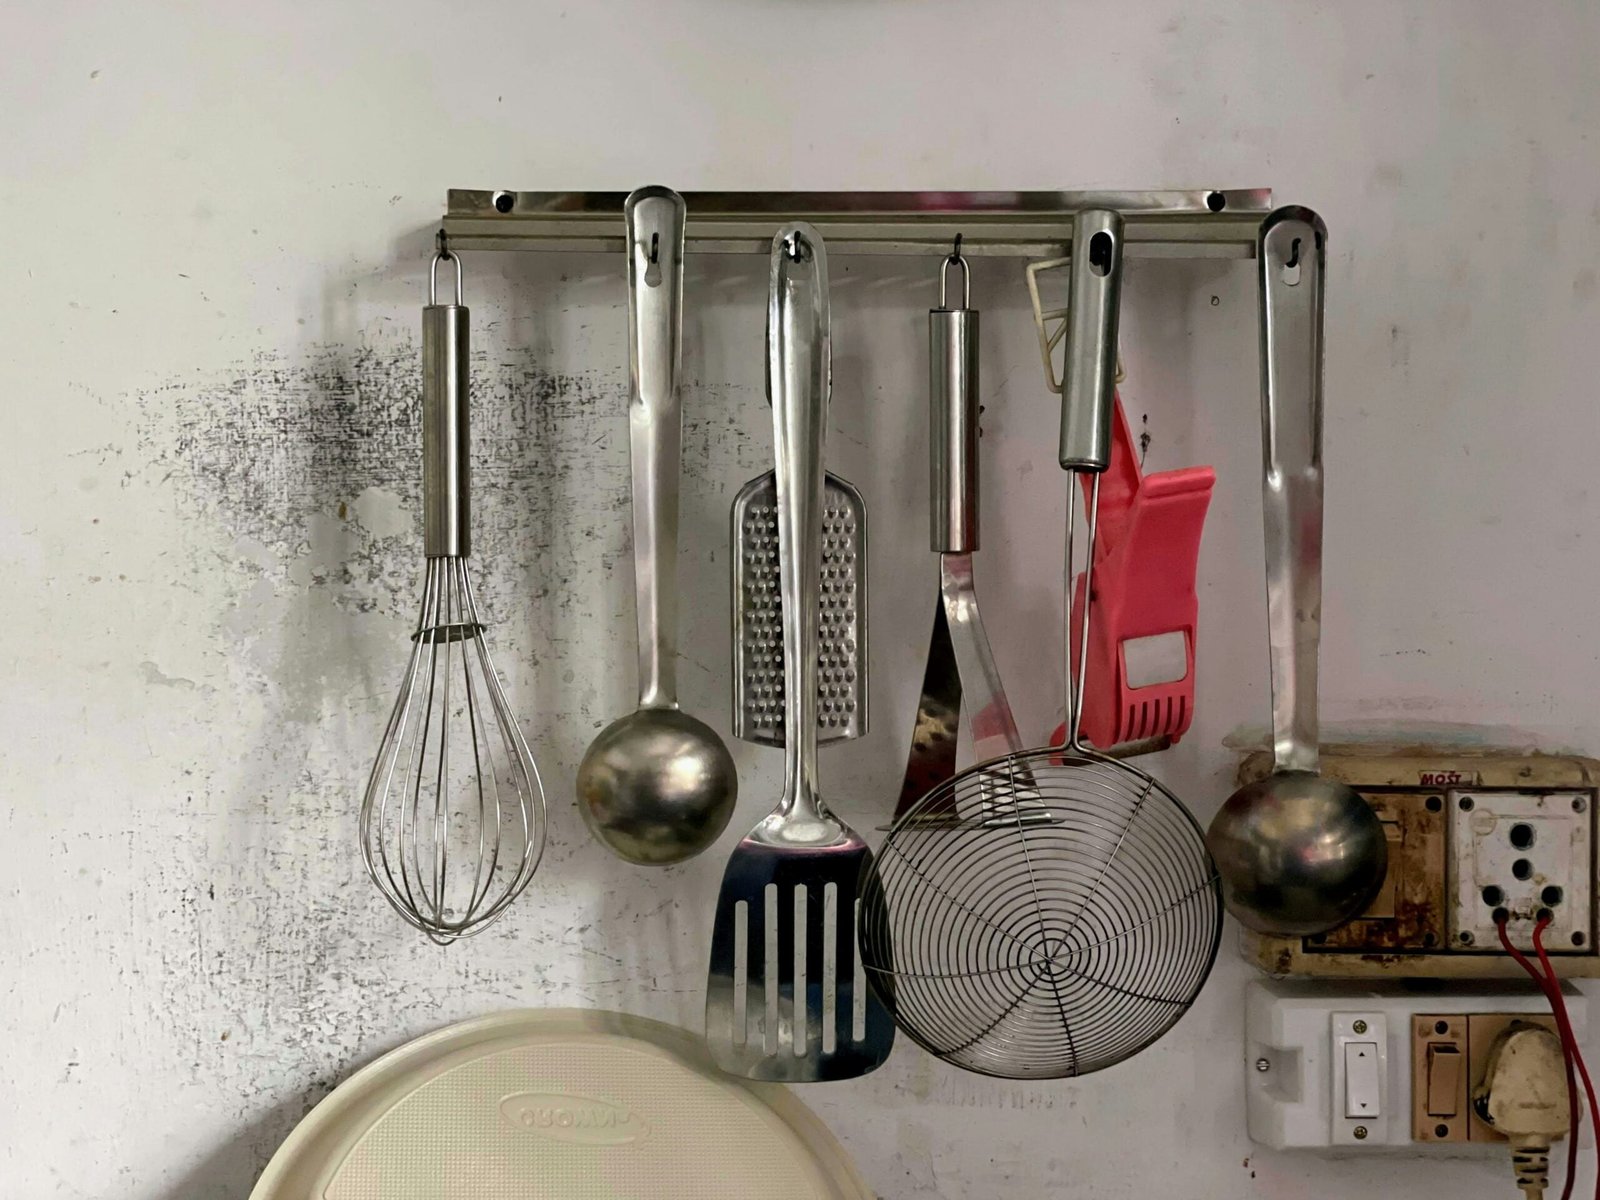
[251,1009,874,1200]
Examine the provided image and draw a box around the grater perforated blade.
[731,470,867,746]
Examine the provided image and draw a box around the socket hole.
[1459,796,1475,812]
[1513,858,1533,881]
[492,190,515,214]
[1509,822,1536,850]
[1573,932,1586,946]
[1434,1123,1449,1138]
[1459,931,1475,944]
[1493,906,1510,925]
[1426,795,1443,812]
[1482,885,1504,906]
[1423,932,1438,947]
[1542,885,1564,906]
[1205,190,1227,213]
[1538,907,1555,923]
[1434,1020,1449,1035]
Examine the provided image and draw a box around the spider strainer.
[858,209,1221,1079]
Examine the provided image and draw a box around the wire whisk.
[359,251,546,944]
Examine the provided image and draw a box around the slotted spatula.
[706,223,892,1082]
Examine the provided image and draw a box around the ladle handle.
[624,186,686,709]
[769,224,830,822]
[1259,207,1328,775]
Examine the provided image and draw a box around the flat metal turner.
[707,224,892,1081]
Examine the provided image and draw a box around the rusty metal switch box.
[1241,747,1600,979]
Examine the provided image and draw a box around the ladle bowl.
[578,707,737,866]
[1207,771,1387,935]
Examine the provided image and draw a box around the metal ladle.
[1207,208,1387,936]
[578,187,738,865]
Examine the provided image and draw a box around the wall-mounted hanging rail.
[441,189,1273,260]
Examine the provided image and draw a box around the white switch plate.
[1245,979,1586,1151]
[1330,1014,1386,1141]
[1449,789,1593,952]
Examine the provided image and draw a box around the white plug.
[1474,1023,1571,1200]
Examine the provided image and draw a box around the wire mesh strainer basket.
[860,750,1220,1078]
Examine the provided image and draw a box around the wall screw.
[1353,1126,1369,1140]
[1255,1057,1271,1073]
[1574,797,1587,813]
[1353,1020,1368,1034]
[1459,796,1475,811]
[1460,931,1476,945]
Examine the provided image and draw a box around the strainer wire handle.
[1057,208,1125,751]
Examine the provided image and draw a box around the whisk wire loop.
[361,557,546,944]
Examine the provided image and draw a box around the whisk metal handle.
[1259,207,1328,776]
[422,253,470,559]
[769,224,830,821]
[624,186,687,709]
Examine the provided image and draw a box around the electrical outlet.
[1247,980,1586,1152]
[1448,790,1593,952]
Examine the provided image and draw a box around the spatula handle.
[769,225,830,821]
[930,251,979,554]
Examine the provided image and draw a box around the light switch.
[1426,1044,1462,1117]
[1344,1042,1381,1118]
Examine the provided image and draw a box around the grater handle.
[1259,207,1328,775]
[768,224,830,822]
[624,186,686,709]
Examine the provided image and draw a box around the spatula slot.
[793,885,808,1056]
[822,882,839,1054]
[732,899,749,1045]
[764,882,780,1054]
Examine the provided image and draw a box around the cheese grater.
[731,462,867,747]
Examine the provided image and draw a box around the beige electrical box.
[1240,746,1600,979]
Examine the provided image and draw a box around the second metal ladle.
[1206,207,1387,935]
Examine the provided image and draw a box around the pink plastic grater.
[1053,390,1214,751]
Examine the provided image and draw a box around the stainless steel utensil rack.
[441,189,1273,259]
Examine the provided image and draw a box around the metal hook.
[429,248,463,306]
[939,234,970,310]
[783,230,810,263]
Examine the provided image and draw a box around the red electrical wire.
[1498,914,1589,1200]
[1534,919,1600,1200]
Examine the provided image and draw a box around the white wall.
[3,2,1599,1197]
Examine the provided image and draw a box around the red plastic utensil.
[1051,389,1213,750]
